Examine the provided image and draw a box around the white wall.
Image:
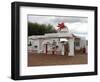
[69,38,75,56]
[0,0,99,82]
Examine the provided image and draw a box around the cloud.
[64,22,88,39]
[51,16,88,23]
[28,15,88,39]
[65,22,88,33]
[28,15,88,25]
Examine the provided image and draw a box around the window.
[75,40,80,46]
[28,41,32,46]
[34,45,38,48]
[52,40,56,44]
[56,45,59,48]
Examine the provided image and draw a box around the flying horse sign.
[28,22,87,56]
[57,22,68,31]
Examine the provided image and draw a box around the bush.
[28,22,57,36]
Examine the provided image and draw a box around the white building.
[28,29,87,56]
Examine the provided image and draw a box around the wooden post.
[45,44,48,55]
[52,47,54,55]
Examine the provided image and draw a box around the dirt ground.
[28,53,87,66]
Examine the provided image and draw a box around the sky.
[28,15,88,39]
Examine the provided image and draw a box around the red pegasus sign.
[57,22,65,30]
[57,22,69,32]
